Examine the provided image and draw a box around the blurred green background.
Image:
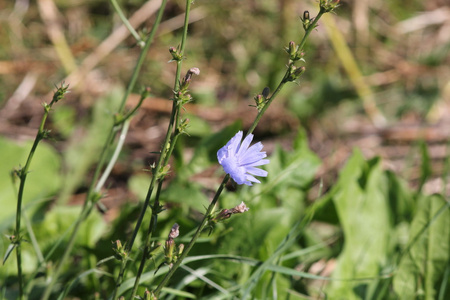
[0,0,449,299]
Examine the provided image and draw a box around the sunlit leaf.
[393,194,450,299]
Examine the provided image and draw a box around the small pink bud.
[189,67,200,76]
[231,201,249,214]
[169,223,179,239]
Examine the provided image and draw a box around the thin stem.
[95,119,130,191]
[125,2,194,294]
[247,9,326,136]
[23,211,44,264]
[116,0,167,114]
[15,245,23,300]
[109,1,170,298]
[14,102,54,300]
[152,7,329,297]
[41,194,99,300]
[110,0,142,42]
[130,180,164,299]
[154,175,230,297]
[298,10,325,52]
[41,1,167,297]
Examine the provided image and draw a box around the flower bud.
[211,202,250,223]
[293,66,306,77]
[302,11,311,30]
[188,67,200,76]
[168,223,180,240]
[286,65,306,82]
[180,67,201,92]
[215,209,232,221]
[254,94,263,104]
[157,164,171,179]
[113,240,128,261]
[143,289,157,300]
[51,82,70,105]
[178,118,190,134]
[169,46,183,62]
[253,94,265,112]
[320,0,340,12]
[141,87,151,99]
[285,41,297,57]
[165,239,175,261]
[229,201,249,214]
[262,87,270,99]
[177,244,184,256]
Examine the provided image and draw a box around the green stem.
[112,0,193,297]
[14,102,55,300]
[115,0,167,114]
[298,9,325,52]
[129,119,180,295]
[96,120,131,191]
[130,180,163,299]
[130,0,193,289]
[41,1,168,297]
[41,194,99,300]
[153,175,230,297]
[152,7,329,297]
[110,0,142,42]
[247,9,325,136]
[109,1,170,299]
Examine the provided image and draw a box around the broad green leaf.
[328,150,393,299]
[393,194,450,300]
[184,114,212,136]
[0,137,62,232]
[265,129,321,191]
[160,180,210,212]
[33,206,106,253]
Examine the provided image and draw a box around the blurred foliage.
[1,0,449,299]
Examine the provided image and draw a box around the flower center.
[221,156,246,184]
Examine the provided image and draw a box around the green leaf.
[184,114,212,137]
[393,194,450,300]
[0,137,62,232]
[265,129,321,191]
[419,141,432,191]
[327,149,393,299]
[33,206,106,253]
[2,243,17,265]
[161,180,209,212]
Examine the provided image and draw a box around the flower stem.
[109,0,142,43]
[151,6,330,297]
[40,1,167,297]
[14,85,67,300]
[153,174,230,297]
[247,9,326,136]
[112,0,193,295]
[130,180,164,299]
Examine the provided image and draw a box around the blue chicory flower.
[217,131,269,186]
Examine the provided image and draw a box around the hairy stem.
[152,6,329,297]
[247,9,325,136]
[112,1,193,297]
